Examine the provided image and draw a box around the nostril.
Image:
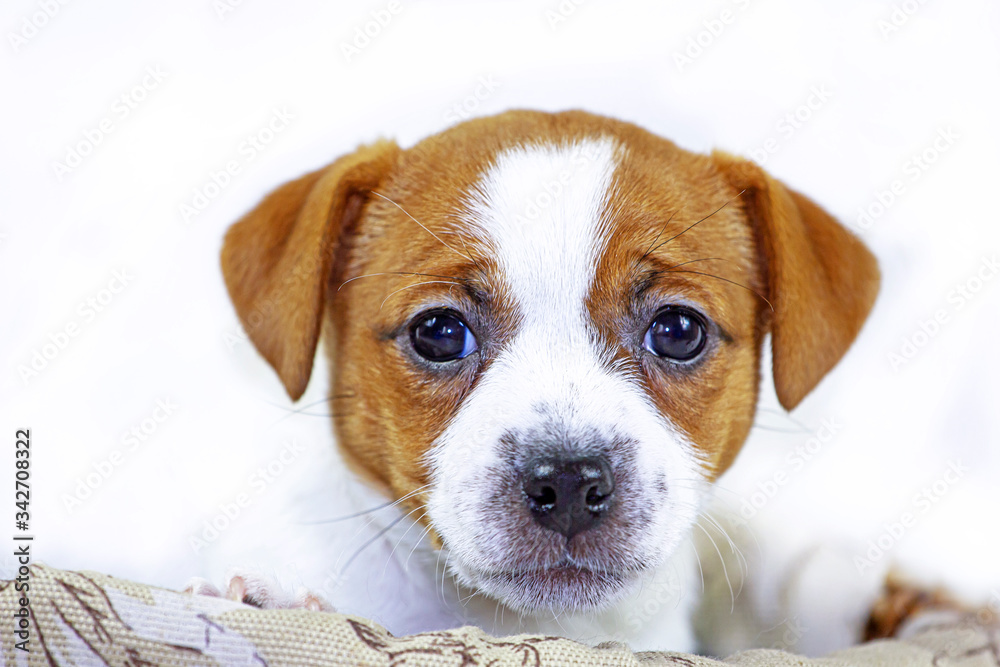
[520,455,615,540]
[585,485,608,508]
[523,460,557,510]
[526,484,557,511]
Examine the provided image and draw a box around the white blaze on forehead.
[463,138,619,328]
[427,138,707,582]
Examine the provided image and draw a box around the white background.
[2,0,999,626]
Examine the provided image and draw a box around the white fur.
[416,139,709,649]
[190,138,889,654]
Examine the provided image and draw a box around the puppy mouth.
[472,560,639,613]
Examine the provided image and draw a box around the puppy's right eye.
[410,310,478,362]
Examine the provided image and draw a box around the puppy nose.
[521,456,615,540]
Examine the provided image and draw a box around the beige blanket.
[3,564,997,666]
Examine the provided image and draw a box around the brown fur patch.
[220,109,880,528]
[863,573,972,640]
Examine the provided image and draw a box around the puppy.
[206,109,879,651]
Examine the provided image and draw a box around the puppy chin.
[456,560,642,614]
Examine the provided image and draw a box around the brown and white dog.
[201,109,880,650]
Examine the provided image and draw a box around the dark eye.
[643,308,707,361]
[410,310,478,362]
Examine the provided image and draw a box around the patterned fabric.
[2,565,998,666]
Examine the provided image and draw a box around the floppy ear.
[221,139,401,401]
[712,152,880,411]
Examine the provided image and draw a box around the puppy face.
[221,110,879,613]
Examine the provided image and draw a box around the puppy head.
[221,110,879,612]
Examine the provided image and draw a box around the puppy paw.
[184,571,335,612]
[864,573,980,640]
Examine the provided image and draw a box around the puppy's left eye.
[643,307,707,361]
[410,310,478,362]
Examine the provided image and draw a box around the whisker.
[448,229,487,275]
[694,521,736,614]
[276,411,349,419]
[440,550,451,604]
[297,500,398,525]
[493,591,502,629]
[338,271,469,291]
[380,504,427,579]
[264,408,348,427]
[403,522,434,572]
[659,257,742,273]
[666,269,773,311]
[258,390,356,427]
[380,280,465,310]
[691,536,706,595]
[650,190,746,255]
[693,487,765,562]
[640,209,678,263]
[753,408,811,433]
[433,543,444,602]
[302,483,430,525]
[371,191,477,264]
[551,605,569,631]
[701,513,749,597]
[339,511,409,575]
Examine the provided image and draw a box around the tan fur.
[220,139,401,401]
[863,573,972,640]
[220,109,879,530]
[711,152,881,411]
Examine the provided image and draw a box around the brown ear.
[712,152,880,410]
[221,139,400,400]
